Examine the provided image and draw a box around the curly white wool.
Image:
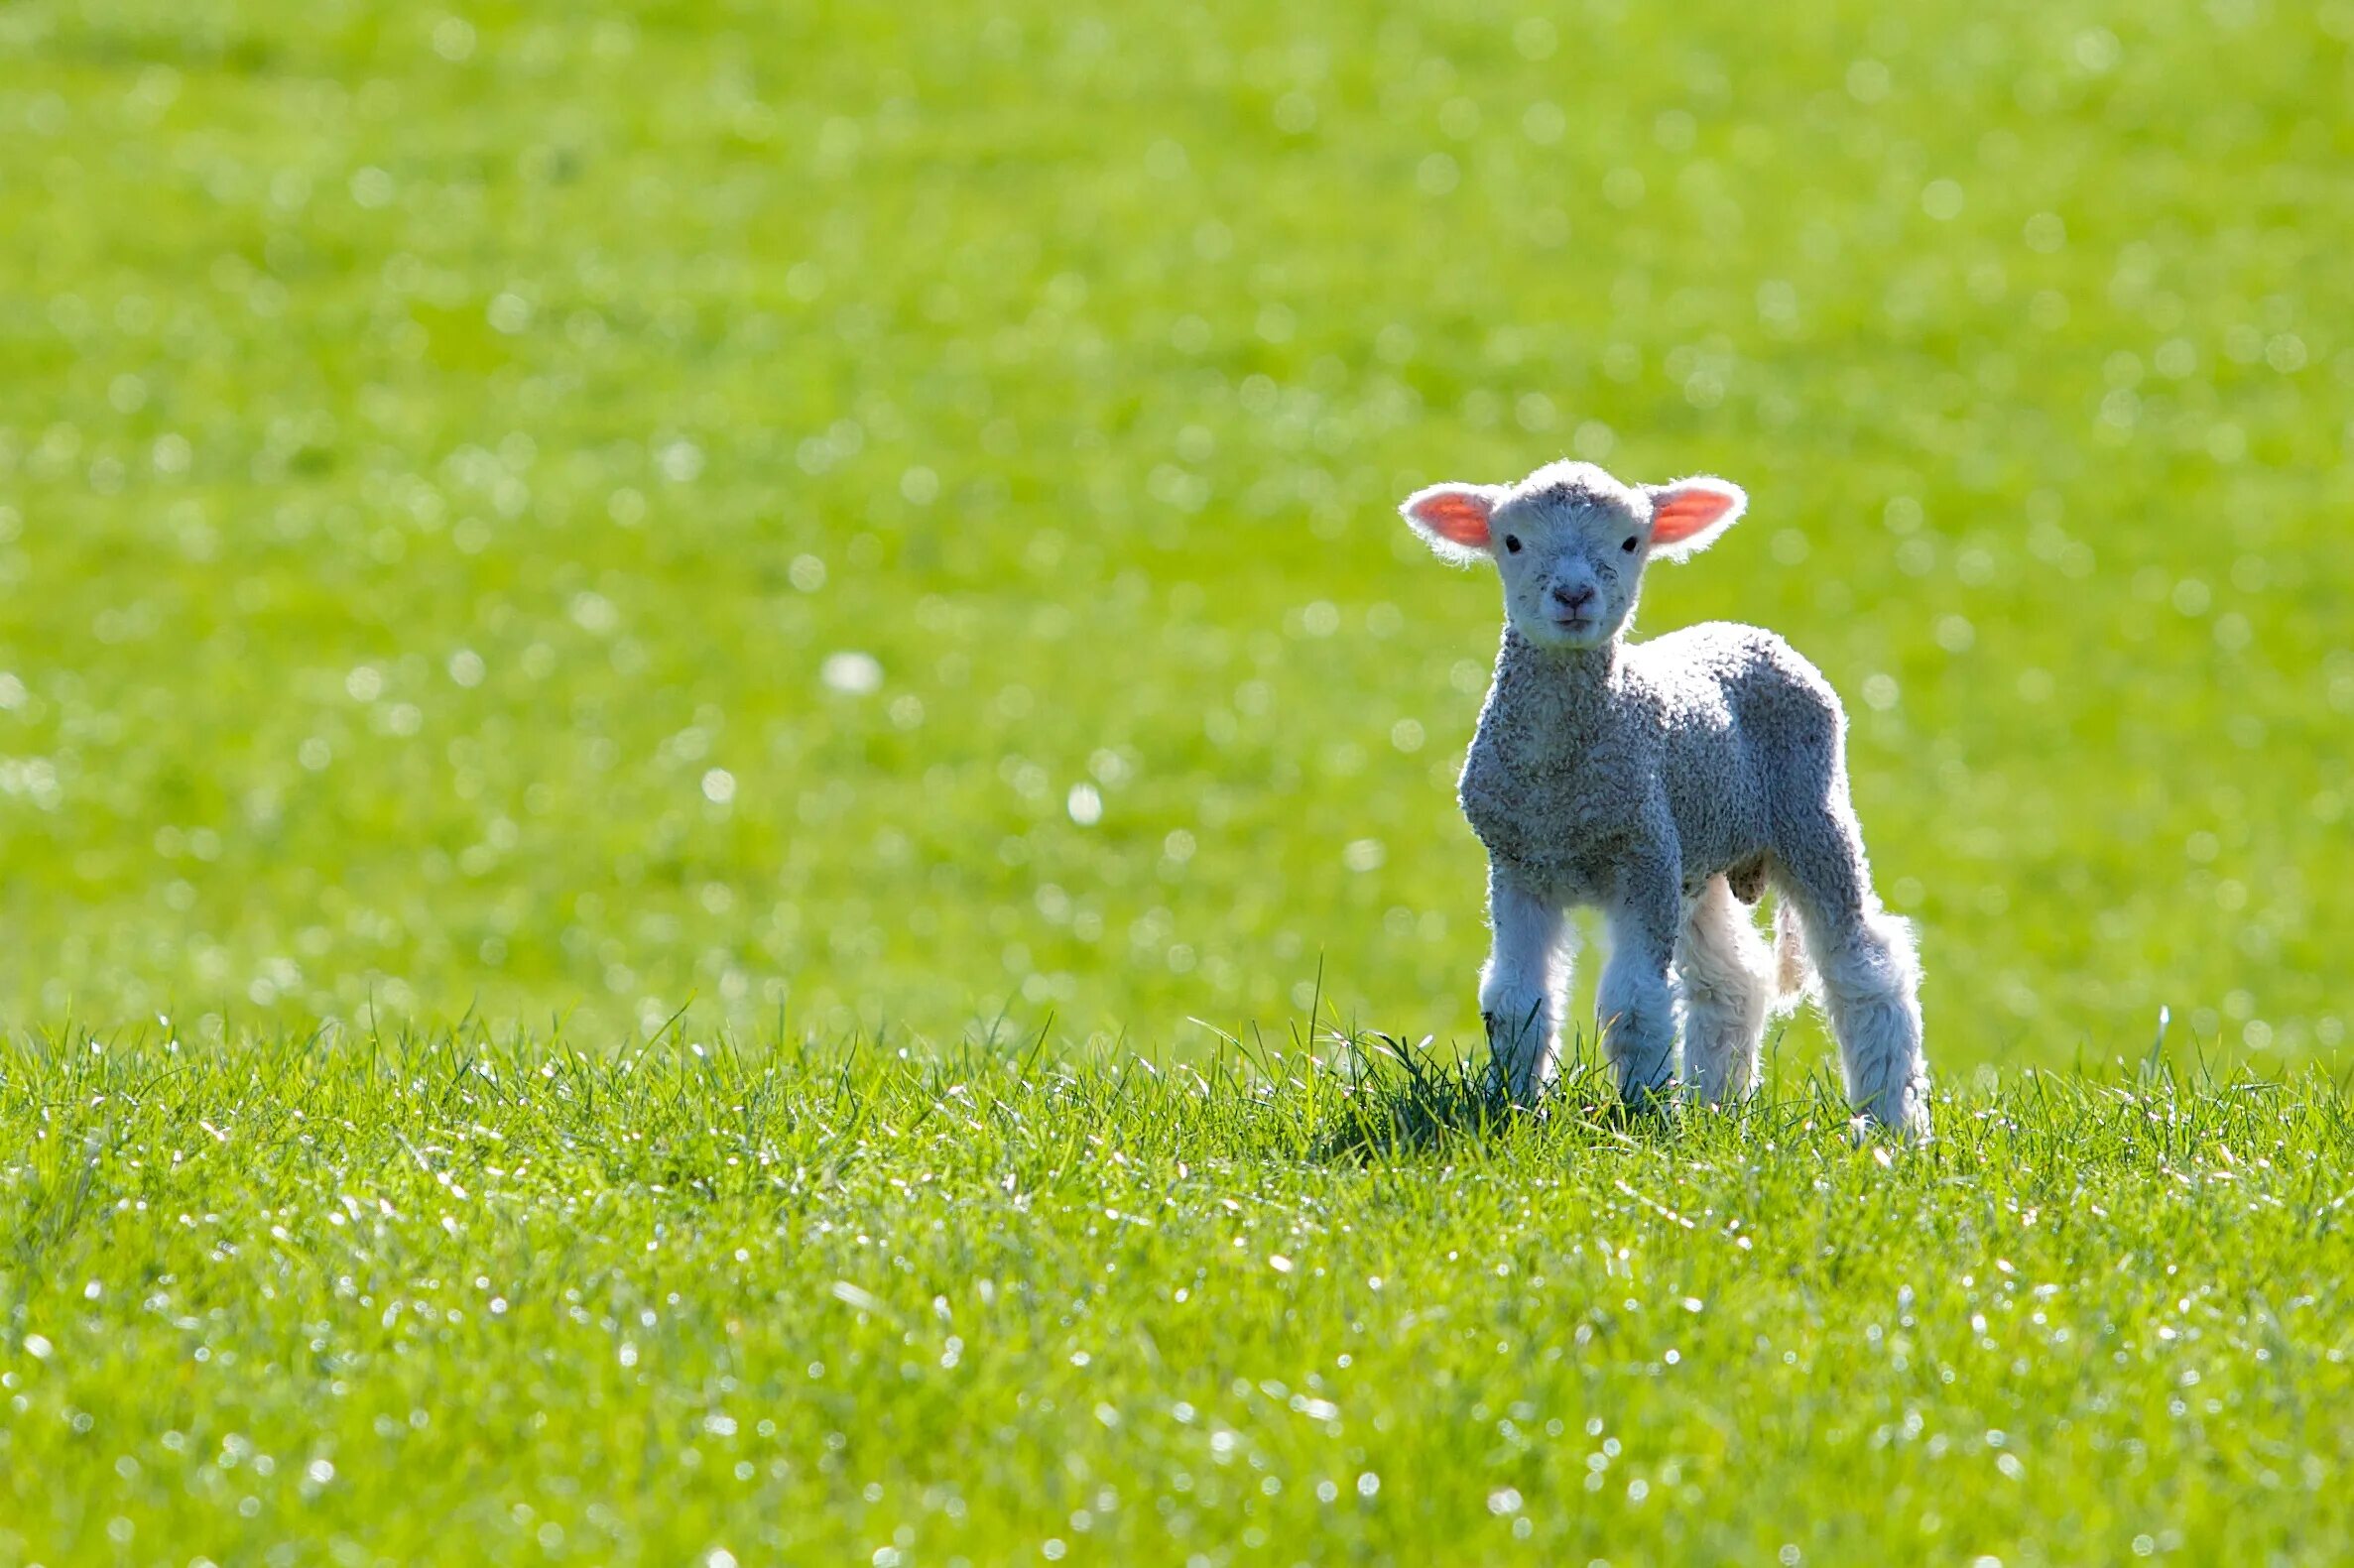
[1401,459,1930,1139]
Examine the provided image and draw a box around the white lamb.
[1401,459,1930,1139]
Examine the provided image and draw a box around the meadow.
[9,1035,2354,1565]
[2,0,2352,1559]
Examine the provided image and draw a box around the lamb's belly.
[1670,789,1770,898]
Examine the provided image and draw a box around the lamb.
[1400,459,1930,1139]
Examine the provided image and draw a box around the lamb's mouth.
[1549,615,1600,638]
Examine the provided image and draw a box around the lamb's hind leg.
[1676,874,1773,1106]
[1776,808,1930,1140]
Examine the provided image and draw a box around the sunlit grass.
[0,0,2348,1065]
[4,2,2351,1559]
[5,1028,2353,1563]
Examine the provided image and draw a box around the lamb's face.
[1400,459,1748,652]
[1486,483,1650,651]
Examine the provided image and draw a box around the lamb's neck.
[1487,625,1623,750]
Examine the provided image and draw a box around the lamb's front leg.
[1479,864,1568,1106]
[1599,859,1681,1113]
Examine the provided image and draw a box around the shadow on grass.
[1308,1031,1666,1163]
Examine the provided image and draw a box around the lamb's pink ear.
[1644,477,1747,561]
[1400,483,1501,565]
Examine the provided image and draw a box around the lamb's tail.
[1771,897,1816,1017]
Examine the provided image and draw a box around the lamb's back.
[1625,621,1843,883]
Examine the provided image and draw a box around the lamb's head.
[1399,460,1747,651]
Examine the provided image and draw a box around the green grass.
[7,1030,2354,1565]
[5,0,2354,1560]
[0,0,2348,1063]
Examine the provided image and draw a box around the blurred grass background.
[1,0,2350,1068]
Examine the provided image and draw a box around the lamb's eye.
[1503,535,1522,553]
[1622,536,1639,552]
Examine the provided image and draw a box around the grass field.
[1,0,2348,1062]
[4,0,2354,1561]
[9,1034,2354,1566]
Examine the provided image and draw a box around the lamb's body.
[1463,622,1826,902]
[1400,459,1930,1137]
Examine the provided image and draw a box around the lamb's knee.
[1480,943,1556,1025]
[1814,906,1920,1010]
[1679,931,1773,1026]
[1480,963,1557,1100]
[1680,973,1768,1104]
[1480,971,1553,1049]
[1598,959,1676,1102]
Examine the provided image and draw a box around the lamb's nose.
[1552,583,1597,613]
